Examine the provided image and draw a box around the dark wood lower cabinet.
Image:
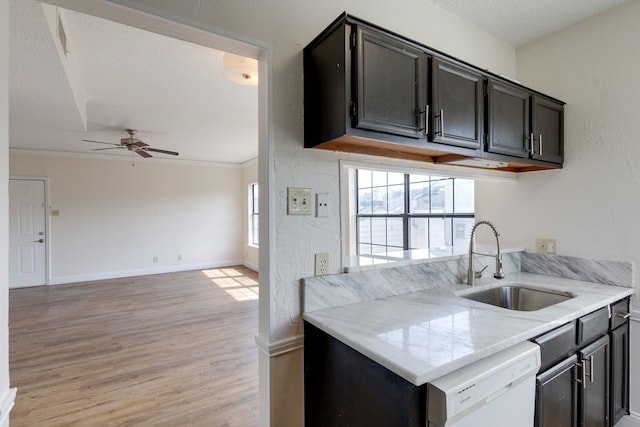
[578,335,610,427]
[536,355,579,427]
[610,323,630,425]
[304,322,426,427]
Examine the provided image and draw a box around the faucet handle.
[475,265,488,279]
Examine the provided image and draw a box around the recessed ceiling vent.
[57,12,68,57]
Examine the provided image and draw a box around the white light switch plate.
[287,187,312,215]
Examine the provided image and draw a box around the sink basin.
[460,284,573,311]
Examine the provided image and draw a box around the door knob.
[35,239,44,243]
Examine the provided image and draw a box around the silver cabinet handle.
[530,133,535,155]
[425,105,429,135]
[615,312,631,319]
[584,355,594,383]
[440,109,445,136]
[539,134,543,156]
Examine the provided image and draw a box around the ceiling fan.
[82,129,179,158]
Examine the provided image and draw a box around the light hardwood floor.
[9,267,259,427]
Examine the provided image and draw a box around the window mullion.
[403,173,410,250]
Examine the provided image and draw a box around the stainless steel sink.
[460,284,573,311]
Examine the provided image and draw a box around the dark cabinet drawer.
[577,307,609,346]
[532,322,577,372]
[610,298,630,330]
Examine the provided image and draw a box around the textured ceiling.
[427,0,627,46]
[9,0,258,164]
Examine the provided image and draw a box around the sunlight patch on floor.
[202,268,259,301]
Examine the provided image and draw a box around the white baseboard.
[0,388,17,427]
[617,412,640,426]
[255,334,304,357]
[243,260,259,272]
[628,411,640,421]
[49,259,245,285]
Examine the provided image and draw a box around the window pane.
[371,188,387,213]
[387,171,404,186]
[358,189,372,214]
[358,217,372,243]
[387,184,404,213]
[252,215,259,245]
[453,218,474,247]
[359,243,372,255]
[409,173,429,184]
[409,180,430,214]
[409,217,428,249]
[250,183,259,246]
[431,177,453,213]
[454,179,474,213]
[252,183,259,214]
[429,217,453,248]
[387,217,404,248]
[370,218,388,246]
[372,170,387,188]
[358,169,372,188]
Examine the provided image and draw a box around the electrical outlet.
[536,238,557,254]
[178,254,182,261]
[153,256,159,263]
[315,253,329,276]
[287,187,312,215]
[316,193,329,217]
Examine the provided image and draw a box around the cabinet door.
[532,96,564,164]
[355,27,427,139]
[610,324,629,425]
[487,80,530,158]
[535,354,578,427]
[432,57,484,149]
[578,335,610,427]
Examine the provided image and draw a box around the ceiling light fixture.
[223,52,259,86]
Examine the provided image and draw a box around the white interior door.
[9,179,47,288]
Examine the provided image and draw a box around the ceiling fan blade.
[145,147,179,156]
[136,149,152,158]
[93,147,124,151]
[82,139,120,146]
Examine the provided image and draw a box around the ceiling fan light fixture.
[223,52,258,86]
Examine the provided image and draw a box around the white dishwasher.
[427,341,541,427]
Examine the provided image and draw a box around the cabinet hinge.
[350,101,357,119]
[350,31,357,50]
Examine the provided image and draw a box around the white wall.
[476,0,640,414]
[0,1,11,425]
[242,159,259,271]
[9,154,245,283]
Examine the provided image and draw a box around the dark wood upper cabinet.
[432,58,484,150]
[487,79,530,158]
[303,13,565,172]
[532,95,564,164]
[354,27,428,139]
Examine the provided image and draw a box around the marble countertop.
[302,272,634,386]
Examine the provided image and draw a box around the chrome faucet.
[467,220,505,286]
